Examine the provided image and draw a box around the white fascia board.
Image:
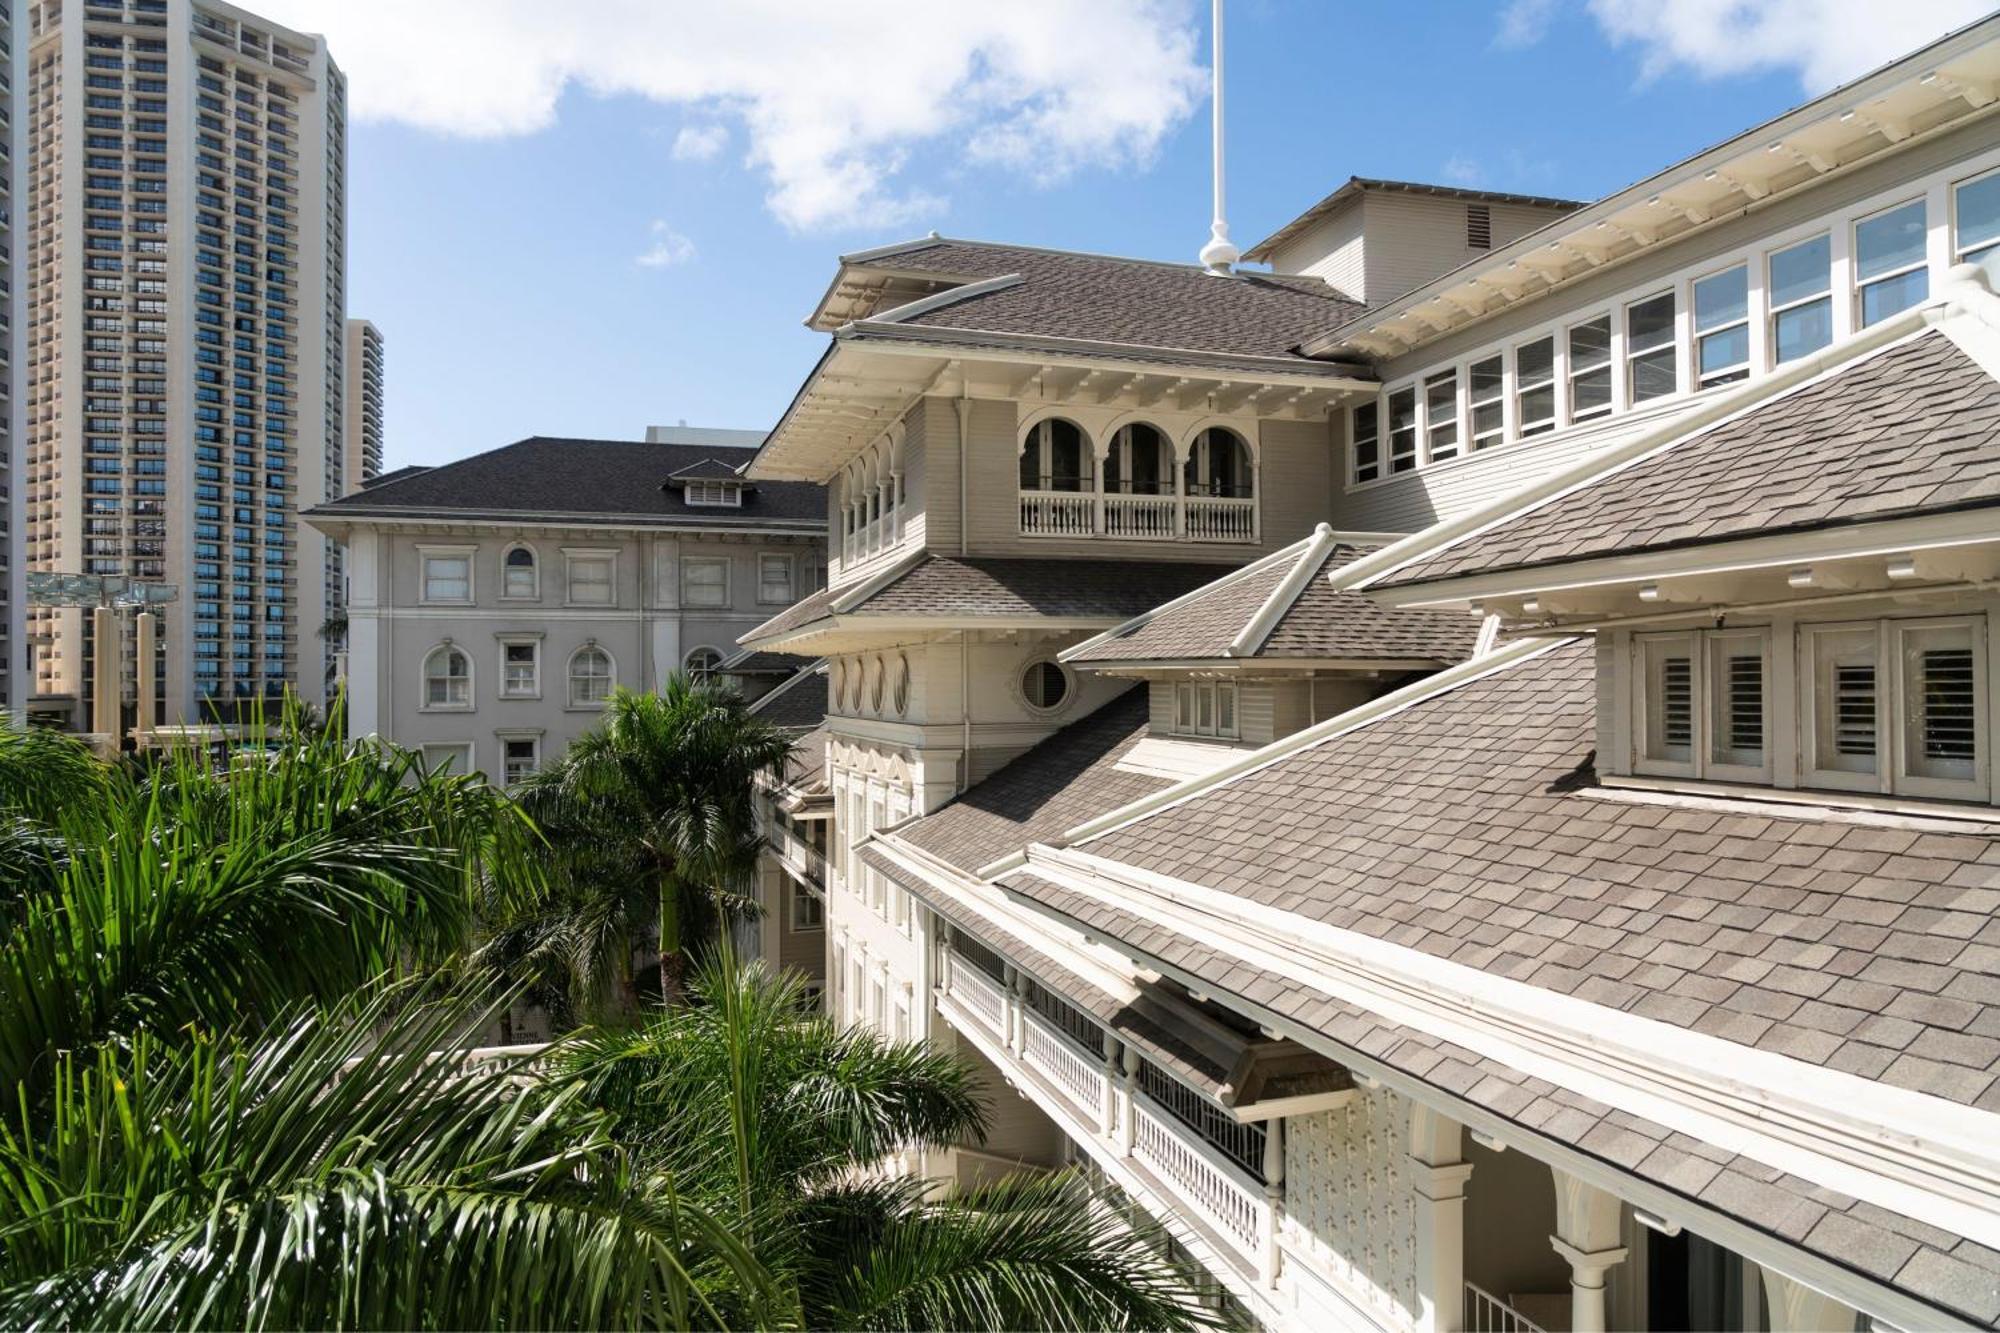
[1019,841,2000,1251]
[1343,299,1961,602]
[838,322,1378,390]
[993,865,1968,1333]
[1055,637,1565,849]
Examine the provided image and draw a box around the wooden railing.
[1132,1091,1268,1260]
[945,958,1005,1032]
[1103,493,1177,538]
[1019,491,1095,537]
[1185,496,1255,542]
[1465,1282,1549,1333]
[1021,1004,1107,1117]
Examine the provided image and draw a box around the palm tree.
[507,675,794,1010]
[562,953,1221,1331]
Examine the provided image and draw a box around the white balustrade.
[1465,1282,1548,1333]
[946,961,1005,1035]
[1021,1006,1108,1118]
[1132,1092,1267,1261]
[1103,493,1177,538]
[1019,491,1096,536]
[1185,496,1256,542]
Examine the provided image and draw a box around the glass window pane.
[1516,336,1554,386]
[1627,292,1674,353]
[1699,324,1751,382]
[1388,387,1418,472]
[1352,401,1380,480]
[1769,235,1831,309]
[1861,266,1929,326]
[1425,372,1459,460]
[1568,316,1611,370]
[1773,297,1833,365]
[1855,200,1926,281]
[1694,265,1748,332]
[1958,172,2000,260]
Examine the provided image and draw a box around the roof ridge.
[855,232,1351,288]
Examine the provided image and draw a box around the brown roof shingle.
[1385,329,2000,588]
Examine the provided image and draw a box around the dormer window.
[1170,680,1238,740]
[685,480,743,506]
[1635,629,1771,782]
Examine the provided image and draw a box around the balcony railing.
[1020,490,1257,542]
[1133,1090,1267,1260]
[1465,1282,1548,1333]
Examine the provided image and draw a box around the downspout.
[955,378,970,558]
[960,629,972,793]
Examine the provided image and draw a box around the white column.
[90,605,118,743]
[1002,964,1021,1054]
[1117,1045,1139,1155]
[1550,1169,1628,1333]
[1260,1116,1286,1289]
[1410,1105,1474,1333]
[1760,1266,1856,1333]
[1100,1037,1121,1138]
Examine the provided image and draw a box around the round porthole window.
[1021,659,1070,712]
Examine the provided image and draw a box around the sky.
[251,0,1996,472]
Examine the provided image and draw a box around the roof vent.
[1198,0,1241,277]
[1467,203,1492,250]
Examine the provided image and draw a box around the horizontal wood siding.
[917,396,961,555]
[1361,194,1574,307]
[1269,202,1366,296]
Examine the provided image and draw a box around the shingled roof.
[741,556,1230,648]
[1067,528,1479,666]
[748,663,829,732]
[833,237,1368,370]
[1381,324,2000,590]
[306,436,823,527]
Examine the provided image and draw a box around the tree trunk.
[658,874,685,1006]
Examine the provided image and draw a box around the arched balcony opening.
[1017,417,1095,537]
[1184,427,1257,542]
[1103,423,1177,539]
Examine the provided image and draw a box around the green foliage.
[492,674,795,1012]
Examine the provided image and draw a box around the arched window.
[1018,417,1092,492]
[891,654,910,718]
[1104,423,1173,495]
[1184,427,1254,499]
[684,646,724,683]
[502,544,538,599]
[568,644,614,707]
[423,644,471,709]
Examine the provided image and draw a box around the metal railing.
[1465,1282,1549,1333]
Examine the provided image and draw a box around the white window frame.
[684,480,743,507]
[1692,262,1751,389]
[1514,334,1557,439]
[500,542,539,600]
[757,551,795,605]
[1467,353,1505,451]
[1799,616,1988,803]
[563,548,617,608]
[1952,164,2000,266]
[1623,289,1678,406]
[1423,368,1461,463]
[1386,385,1418,475]
[417,544,474,606]
[567,643,616,709]
[681,555,730,609]
[419,741,474,777]
[421,642,474,713]
[1632,628,1773,784]
[1852,196,1929,329]
[498,635,541,700]
[1767,231,1834,368]
[1565,312,1613,424]
[789,880,824,933]
[1349,399,1381,485]
[1171,679,1240,740]
[499,733,540,785]
[684,645,724,682]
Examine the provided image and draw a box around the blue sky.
[266,0,1991,471]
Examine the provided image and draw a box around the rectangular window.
[420,742,472,777]
[1636,629,1771,781]
[1516,336,1556,437]
[1804,623,1884,791]
[1955,169,2000,265]
[500,640,539,698]
[1567,316,1612,422]
[1387,387,1418,473]
[566,553,615,606]
[1638,632,1697,774]
[1707,630,1769,778]
[1769,235,1833,366]
[1351,400,1381,484]
[420,552,470,603]
[1424,370,1460,463]
[1170,681,1238,740]
[1468,355,1505,450]
[789,881,824,932]
[1856,200,1930,329]
[501,737,539,785]
[684,481,742,506]
[682,556,729,608]
[1625,292,1677,404]
[1897,619,1985,798]
[1693,264,1751,388]
[757,553,794,605]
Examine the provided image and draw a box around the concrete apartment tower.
[0,1,21,714]
[342,317,380,490]
[21,0,345,731]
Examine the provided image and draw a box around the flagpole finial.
[1200,0,1240,276]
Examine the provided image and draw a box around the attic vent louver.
[1467,203,1492,250]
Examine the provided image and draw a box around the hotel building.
[742,17,2000,1331]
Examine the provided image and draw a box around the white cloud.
[1495,0,1559,49]
[1581,0,1990,92]
[255,0,1206,232]
[636,221,696,268]
[1440,154,1484,186]
[670,124,729,163]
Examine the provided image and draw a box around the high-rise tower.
[23,0,345,729]
[342,317,380,490]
